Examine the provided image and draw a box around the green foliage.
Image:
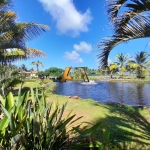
[31,60,44,71]
[0,0,49,65]
[0,64,24,90]
[0,85,77,149]
[109,63,118,78]
[44,67,64,77]
[128,51,150,78]
[37,71,44,76]
[0,85,109,149]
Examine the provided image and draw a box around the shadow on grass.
[92,102,150,149]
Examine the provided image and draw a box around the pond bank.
[88,75,150,83]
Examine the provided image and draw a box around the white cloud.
[64,50,83,63]
[73,41,92,53]
[38,0,92,37]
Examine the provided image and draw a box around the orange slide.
[60,67,72,82]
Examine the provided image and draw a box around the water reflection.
[55,81,150,106]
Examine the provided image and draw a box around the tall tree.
[0,0,49,89]
[98,0,150,68]
[0,0,49,63]
[128,51,150,78]
[109,63,118,78]
[115,53,130,77]
[20,64,27,71]
[31,60,44,71]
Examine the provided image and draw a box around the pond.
[54,81,150,106]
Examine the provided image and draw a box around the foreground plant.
[0,85,112,150]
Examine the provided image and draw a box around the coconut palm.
[98,0,150,68]
[115,53,130,77]
[128,51,150,78]
[0,0,49,89]
[31,60,44,71]
[0,0,49,63]
[0,3,49,50]
[109,63,118,78]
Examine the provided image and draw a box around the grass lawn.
[89,75,150,83]
[46,94,150,149]
[15,79,150,149]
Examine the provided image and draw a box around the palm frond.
[107,0,128,21]
[25,48,47,58]
[98,12,150,68]
[0,48,47,64]
[0,0,12,11]
[0,0,49,63]
[15,23,50,41]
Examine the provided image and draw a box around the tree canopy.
[0,0,49,64]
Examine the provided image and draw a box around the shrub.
[0,85,107,149]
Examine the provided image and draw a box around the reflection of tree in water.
[109,82,146,105]
[108,83,145,105]
[119,82,125,103]
[136,84,145,105]
[108,82,123,103]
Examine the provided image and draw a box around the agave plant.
[0,85,115,150]
[0,85,84,149]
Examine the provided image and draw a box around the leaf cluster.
[0,85,112,149]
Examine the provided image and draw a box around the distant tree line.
[99,51,150,79]
[37,67,64,78]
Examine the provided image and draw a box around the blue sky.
[13,0,150,71]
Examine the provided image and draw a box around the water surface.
[55,81,150,106]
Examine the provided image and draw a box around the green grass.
[88,75,150,83]
[14,78,56,93]
[15,80,150,149]
[46,95,150,149]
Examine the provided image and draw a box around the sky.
[13,0,150,71]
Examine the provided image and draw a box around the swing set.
[60,67,89,82]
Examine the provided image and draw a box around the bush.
[0,85,108,150]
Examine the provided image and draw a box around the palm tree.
[98,0,150,68]
[31,60,44,71]
[0,0,49,62]
[0,7,49,50]
[109,63,118,78]
[115,53,130,77]
[0,0,49,89]
[128,51,150,78]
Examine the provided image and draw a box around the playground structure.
[60,67,89,82]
